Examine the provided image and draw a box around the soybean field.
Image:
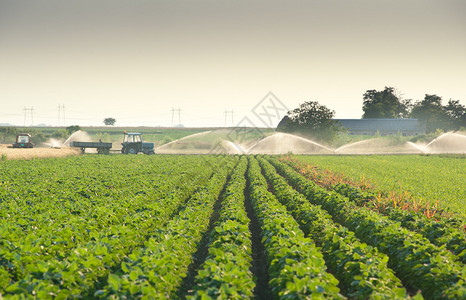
[289,155,466,219]
[0,155,465,299]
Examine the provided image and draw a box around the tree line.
[362,87,465,132]
[278,87,466,140]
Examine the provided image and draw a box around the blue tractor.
[121,132,155,155]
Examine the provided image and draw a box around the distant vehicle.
[121,132,155,155]
[12,133,34,148]
[69,132,155,155]
[70,141,112,154]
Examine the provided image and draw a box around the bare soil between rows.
[0,144,82,160]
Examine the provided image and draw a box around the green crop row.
[247,157,344,299]
[332,184,466,265]
[97,157,237,299]
[333,184,466,263]
[0,156,229,299]
[290,155,466,218]
[257,157,410,299]
[385,209,466,264]
[268,157,466,300]
[0,156,206,251]
[283,158,466,264]
[1,154,463,299]
[188,157,255,299]
[0,157,213,288]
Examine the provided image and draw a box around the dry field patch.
[0,144,81,160]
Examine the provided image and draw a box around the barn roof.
[335,118,424,131]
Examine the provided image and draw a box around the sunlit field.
[291,154,466,220]
[1,154,465,299]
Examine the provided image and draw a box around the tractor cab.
[13,133,34,148]
[123,132,142,144]
[121,132,155,155]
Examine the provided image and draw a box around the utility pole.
[224,110,234,127]
[58,104,65,126]
[171,108,174,127]
[178,108,181,126]
[171,108,182,127]
[23,107,34,126]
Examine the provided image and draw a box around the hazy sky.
[1,0,465,127]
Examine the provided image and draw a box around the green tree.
[444,99,466,130]
[0,127,18,143]
[410,94,450,132]
[51,129,69,139]
[277,101,343,141]
[66,125,81,134]
[362,87,410,118]
[103,118,116,126]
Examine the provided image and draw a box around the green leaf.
[129,270,139,281]
[121,262,130,273]
[108,273,121,291]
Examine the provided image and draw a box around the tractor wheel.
[127,147,137,154]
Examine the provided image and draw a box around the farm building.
[335,118,425,136]
[276,116,426,136]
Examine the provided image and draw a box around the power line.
[171,108,182,127]
[23,107,34,126]
[224,110,234,126]
[58,104,65,126]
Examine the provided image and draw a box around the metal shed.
[335,119,425,136]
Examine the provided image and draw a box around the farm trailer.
[69,141,112,154]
